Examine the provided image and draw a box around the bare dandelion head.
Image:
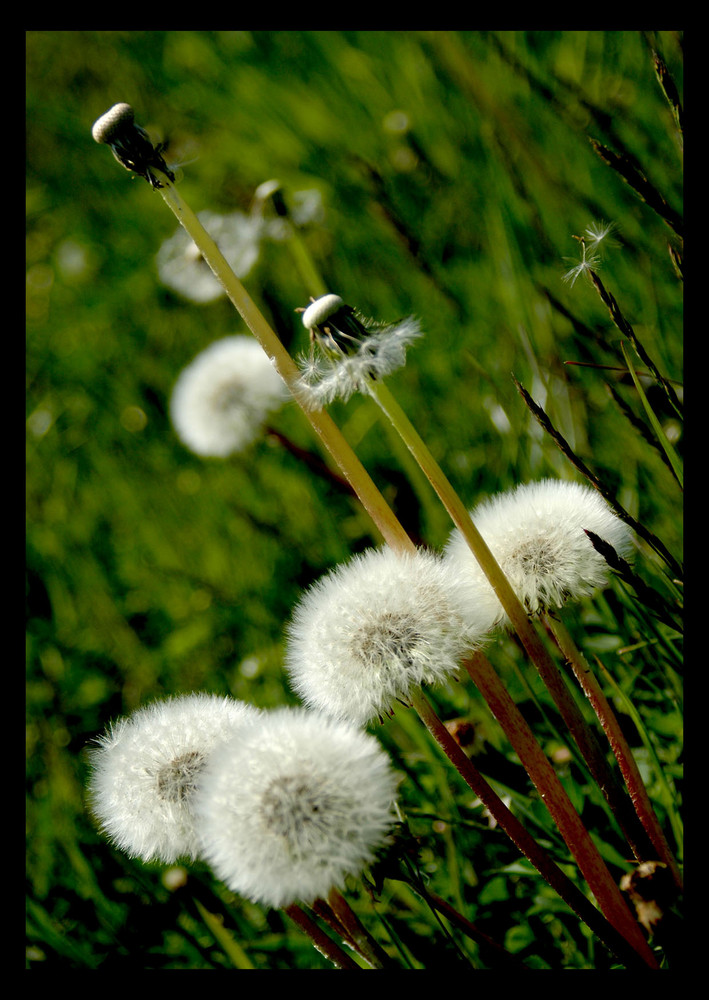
[170,336,288,457]
[285,547,495,726]
[294,293,422,410]
[194,707,399,908]
[87,694,261,864]
[445,479,634,623]
[91,102,174,189]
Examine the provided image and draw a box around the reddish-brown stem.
[409,688,658,969]
[546,614,682,890]
[284,903,364,970]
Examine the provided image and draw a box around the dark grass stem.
[325,889,397,969]
[544,614,683,891]
[409,688,657,968]
[588,138,683,240]
[463,649,657,867]
[586,267,682,418]
[513,375,682,579]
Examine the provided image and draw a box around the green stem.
[155,171,413,556]
[408,688,657,968]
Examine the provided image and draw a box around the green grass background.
[27,30,682,969]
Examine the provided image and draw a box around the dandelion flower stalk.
[409,687,657,968]
[91,105,407,552]
[154,173,414,551]
[283,903,365,970]
[545,613,682,889]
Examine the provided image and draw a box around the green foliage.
[27,30,682,969]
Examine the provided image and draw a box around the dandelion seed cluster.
[170,335,288,457]
[195,708,399,908]
[445,479,634,622]
[286,547,496,726]
[295,293,422,410]
[87,694,261,864]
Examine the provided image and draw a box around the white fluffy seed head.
[87,694,261,864]
[170,336,288,457]
[285,547,496,726]
[194,707,399,908]
[92,103,134,144]
[445,479,634,622]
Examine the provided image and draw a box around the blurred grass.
[27,30,682,969]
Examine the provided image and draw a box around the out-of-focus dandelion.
[194,707,399,909]
[170,335,289,457]
[445,479,634,624]
[157,210,268,303]
[87,694,261,864]
[285,547,495,727]
[295,294,422,410]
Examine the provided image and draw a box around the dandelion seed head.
[195,707,399,908]
[295,294,422,410]
[170,336,288,457]
[445,480,634,622]
[285,548,495,726]
[87,694,261,864]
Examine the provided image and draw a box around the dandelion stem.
[408,688,657,968]
[283,903,365,970]
[326,888,395,969]
[460,651,663,957]
[153,171,413,555]
[545,614,683,890]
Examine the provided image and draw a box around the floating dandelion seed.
[295,293,422,410]
[87,694,261,864]
[194,707,399,909]
[285,547,495,726]
[445,479,634,623]
[170,336,288,457]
